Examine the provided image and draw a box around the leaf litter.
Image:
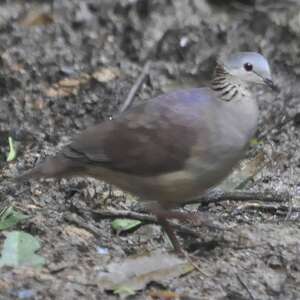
[0,206,29,231]
[0,231,45,268]
[97,251,194,294]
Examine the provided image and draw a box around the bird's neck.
[211,64,250,102]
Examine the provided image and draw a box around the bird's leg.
[151,207,223,254]
[151,208,199,255]
[155,214,184,255]
[154,210,212,275]
[148,193,224,253]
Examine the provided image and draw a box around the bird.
[18,52,275,254]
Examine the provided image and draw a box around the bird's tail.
[16,155,78,182]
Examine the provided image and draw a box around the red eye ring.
[244,63,253,71]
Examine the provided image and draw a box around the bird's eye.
[244,63,253,72]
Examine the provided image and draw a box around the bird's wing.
[62,88,213,176]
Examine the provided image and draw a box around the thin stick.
[64,213,103,238]
[185,190,294,206]
[230,203,300,217]
[119,61,151,113]
[236,274,255,300]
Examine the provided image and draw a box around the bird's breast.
[185,95,259,189]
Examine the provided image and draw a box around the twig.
[236,274,255,300]
[64,213,103,238]
[90,208,221,237]
[183,252,210,277]
[119,61,151,113]
[185,190,293,206]
[230,203,296,216]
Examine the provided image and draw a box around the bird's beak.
[264,78,280,92]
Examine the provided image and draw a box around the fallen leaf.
[0,231,45,268]
[45,74,91,98]
[0,206,29,231]
[97,251,193,292]
[20,11,54,27]
[79,73,91,84]
[7,136,17,162]
[45,85,78,97]
[113,286,136,297]
[111,218,142,234]
[45,87,62,97]
[148,289,180,300]
[92,68,120,83]
[58,78,81,88]
[64,225,93,240]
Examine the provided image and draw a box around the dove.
[18,52,275,254]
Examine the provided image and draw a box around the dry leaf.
[58,78,81,87]
[45,75,91,98]
[79,73,91,84]
[148,289,180,300]
[64,225,93,240]
[45,87,63,98]
[92,68,120,83]
[20,12,54,27]
[97,251,193,292]
[25,204,42,210]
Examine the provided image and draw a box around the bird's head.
[220,52,277,90]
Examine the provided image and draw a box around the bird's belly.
[87,143,245,207]
[142,159,238,207]
[88,166,208,207]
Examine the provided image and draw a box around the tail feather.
[16,155,79,182]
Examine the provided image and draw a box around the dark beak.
[264,78,280,92]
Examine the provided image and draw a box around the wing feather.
[61,88,212,176]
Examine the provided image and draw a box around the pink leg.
[151,209,194,255]
[151,208,221,254]
[155,214,184,255]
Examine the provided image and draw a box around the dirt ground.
[0,0,300,299]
